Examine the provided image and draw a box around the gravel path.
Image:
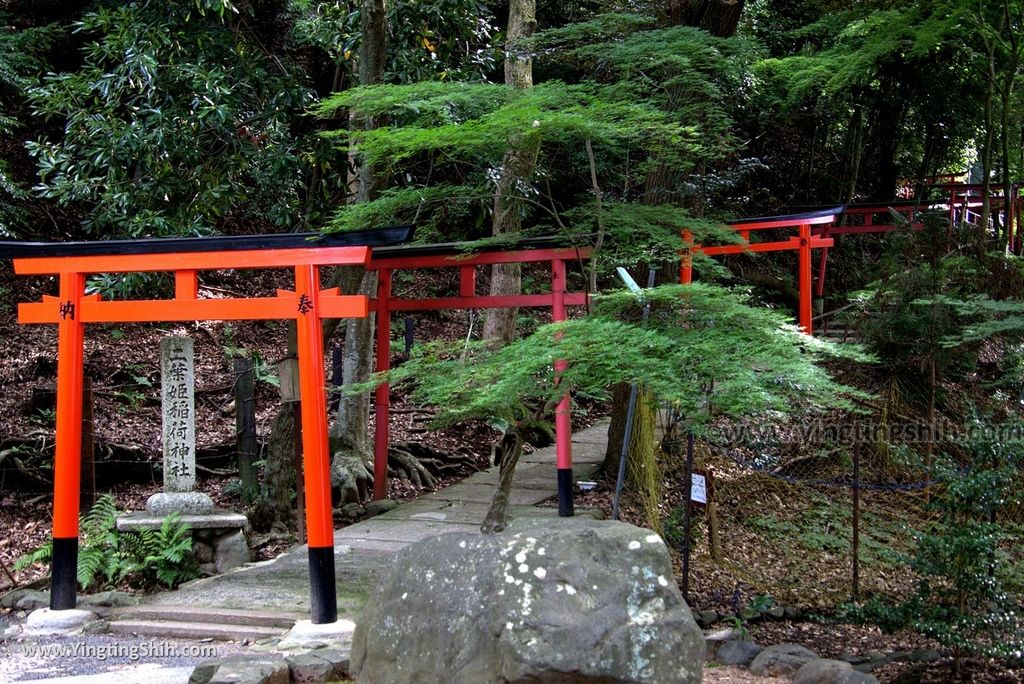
[0,627,247,682]
[703,665,789,683]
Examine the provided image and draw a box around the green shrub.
[845,421,1024,671]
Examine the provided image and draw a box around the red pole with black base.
[294,264,337,624]
[373,270,392,501]
[51,272,85,610]
[551,259,574,517]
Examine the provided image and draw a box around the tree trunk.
[999,11,1020,249]
[668,0,746,37]
[262,0,388,517]
[865,84,906,203]
[481,429,525,533]
[329,267,377,461]
[913,123,936,202]
[253,403,298,530]
[980,39,997,241]
[357,0,387,205]
[842,103,865,207]
[482,0,539,345]
[327,0,388,489]
[601,385,656,480]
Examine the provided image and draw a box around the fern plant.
[137,514,199,588]
[14,495,200,590]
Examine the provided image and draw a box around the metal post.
[403,316,414,354]
[329,344,343,413]
[852,446,861,603]
[234,358,258,501]
[681,431,695,602]
[611,268,656,520]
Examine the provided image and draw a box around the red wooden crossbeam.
[697,236,832,256]
[18,290,369,324]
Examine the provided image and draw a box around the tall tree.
[482,0,539,344]
[604,0,746,473]
[327,0,388,500]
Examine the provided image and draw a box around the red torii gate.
[683,184,1022,332]
[367,238,591,513]
[2,229,589,625]
[681,208,841,334]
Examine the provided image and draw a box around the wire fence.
[672,420,1024,612]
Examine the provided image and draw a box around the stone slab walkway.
[140,421,610,619]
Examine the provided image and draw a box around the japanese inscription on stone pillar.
[160,336,196,493]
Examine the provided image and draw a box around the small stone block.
[147,492,216,515]
[286,652,336,682]
[214,530,251,573]
[12,590,49,611]
[364,499,399,517]
[25,607,98,635]
[278,618,356,650]
[716,640,762,667]
[116,511,248,532]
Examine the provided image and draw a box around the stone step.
[108,618,287,642]
[111,605,300,629]
[818,327,860,342]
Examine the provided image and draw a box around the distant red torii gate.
[681,183,1023,333]
[681,208,840,334]
[1,230,589,626]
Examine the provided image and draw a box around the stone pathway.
[141,420,609,619]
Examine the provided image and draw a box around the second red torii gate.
[367,238,592,516]
[681,208,840,334]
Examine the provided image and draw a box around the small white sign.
[690,474,707,504]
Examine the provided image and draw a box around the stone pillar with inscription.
[147,336,215,515]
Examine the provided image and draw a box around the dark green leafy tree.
[289,0,497,84]
[315,12,755,241]
[26,1,313,239]
[0,18,60,238]
[747,1,988,205]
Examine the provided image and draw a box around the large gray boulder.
[352,517,704,684]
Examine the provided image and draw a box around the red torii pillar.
[12,244,373,623]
